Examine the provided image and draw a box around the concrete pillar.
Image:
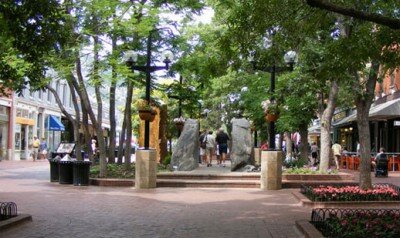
[260,151,282,190]
[135,149,157,189]
[254,148,261,166]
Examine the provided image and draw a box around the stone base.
[253,148,261,166]
[260,151,282,190]
[135,149,157,189]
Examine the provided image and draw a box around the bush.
[90,164,135,179]
[163,152,172,167]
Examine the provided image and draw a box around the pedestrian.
[91,139,97,160]
[260,141,268,150]
[39,137,48,160]
[216,128,230,167]
[310,142,319,166]
[199,130,207,164]
[32,136,40,161]
[372,147,386,170]
[205,130,216,167]
[331,141,342,170]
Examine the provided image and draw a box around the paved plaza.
[1,160,309,238]
[2,160,400,238]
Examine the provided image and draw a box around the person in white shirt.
[331,141,342,170]
[205,131,216,167]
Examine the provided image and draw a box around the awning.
[333,98,400,127]
[369,98,400,119]
[47,115,65,131]
[308,124,321,135]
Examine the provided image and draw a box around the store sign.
[333,111,346,122]
[394,121,400,126]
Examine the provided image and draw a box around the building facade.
[2,79,111,161]
[333,68,400,153]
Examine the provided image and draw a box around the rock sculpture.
[230,118,253,171]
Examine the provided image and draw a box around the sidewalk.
[0,161,308,238]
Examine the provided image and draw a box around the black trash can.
[59,161,74,184]
[73,161,92,186]
[48,156,61,182]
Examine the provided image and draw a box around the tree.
[0,0,68,93]
[305,0,400,29]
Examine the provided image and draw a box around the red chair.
[347,156,354,170]
[340,155,347,169]
[354,157,360,170]
[388,156,400,171]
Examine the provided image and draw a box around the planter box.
[282,173,354,181]
[292,191,400,208]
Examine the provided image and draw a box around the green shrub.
[163,152,172,167]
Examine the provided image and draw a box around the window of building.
[47,88,52,103]
[62,84,67,105]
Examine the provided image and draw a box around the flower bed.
[301,183,400,202]
[311,208,400,237]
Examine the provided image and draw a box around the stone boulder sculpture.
[170,119,199,171]
[230,118,253,171]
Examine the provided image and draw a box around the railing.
[0,202,18,221]
[311,208,400,237]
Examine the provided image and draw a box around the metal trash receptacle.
[73,161,92,186]
[59,161,74,184]
[48,156,61,182]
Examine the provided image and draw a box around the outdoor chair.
[388,155,400,171]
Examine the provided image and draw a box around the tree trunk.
[74,56,107,177]
[356,62,379,189]
[107,33,117,164]
[298,123,309,164]
[284,132,292,159]
[67,80,82,161]
[117,121,126,164]
[124,81,134,170]
[159,105,168,163]
[319,80,339,172]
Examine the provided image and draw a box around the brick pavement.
[3,161,399,238]
[0,161,309,238]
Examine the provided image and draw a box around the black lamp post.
[124,30,172,149]
[252,50,297,150]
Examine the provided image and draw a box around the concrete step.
[157,172,260,180]
[156,179,260,188]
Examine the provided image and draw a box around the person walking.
[32,136,40,161]
[331,141,342,170]
[39,137,48,160]
[199,130,207,164]
[216,128,230,167]
[205,131,216,167]
[310,142,319,166]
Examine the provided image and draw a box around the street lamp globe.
[124,50,138,66]
[284,50,297,68]
[162,51,173,69]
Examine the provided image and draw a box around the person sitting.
[372,147,388,177]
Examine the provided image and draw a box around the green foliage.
[0,0,69,93]
[163,152,172,167]
[90,164,135,179]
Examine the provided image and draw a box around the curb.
[0,214,32,231]
[295,220,324,238]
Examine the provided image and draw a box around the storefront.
[15,115,35,160]
[0,105,10,161]
[333,98,400,153]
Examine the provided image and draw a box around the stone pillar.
[254,148,261,166]
[260,151,282,190]
[135,149,157,189]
